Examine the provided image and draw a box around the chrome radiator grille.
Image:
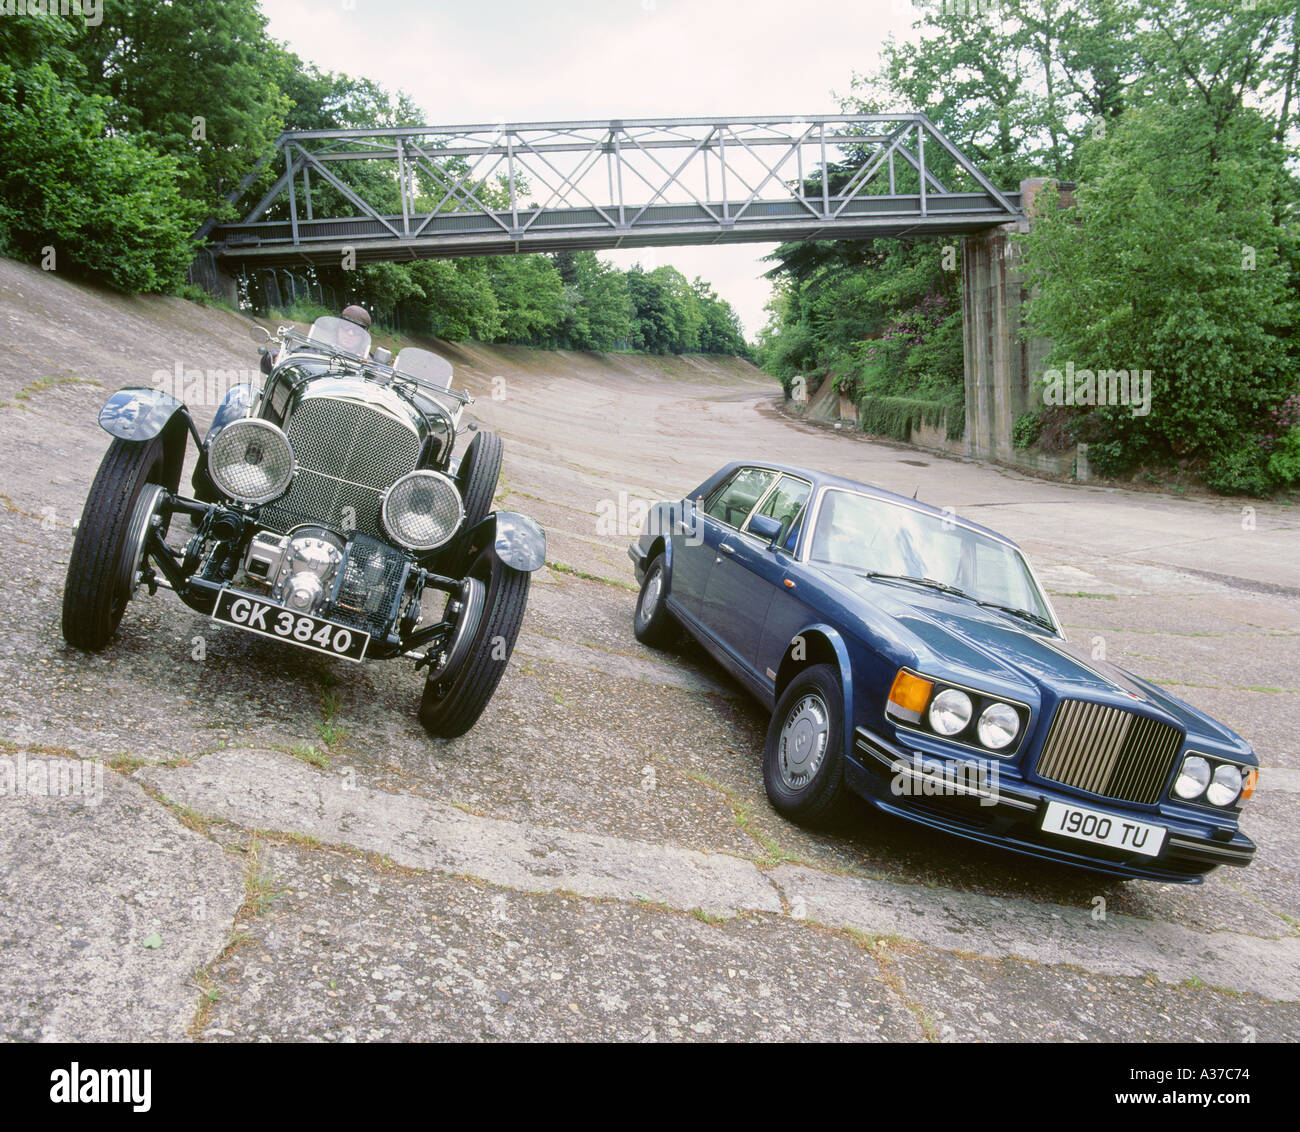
[262,399,421,539]
[1034,700,1182,805]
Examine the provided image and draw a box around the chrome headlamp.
[381,470,463,552]
[207,419,295,505]
[977,702,1021,749]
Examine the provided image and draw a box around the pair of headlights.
[888,671,1023,751]
[207,419,463,551]
[1173,755,1254,807]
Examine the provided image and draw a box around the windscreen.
[307,316,371,360]
[810,489,1052,623]
[393,347,454,390]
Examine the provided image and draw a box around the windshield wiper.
[975,600,1056,632]
[859,573,970,597]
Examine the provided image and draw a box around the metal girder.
[207,114,1021,266]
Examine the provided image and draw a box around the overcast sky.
[260,0,928,338]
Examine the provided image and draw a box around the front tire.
[763,664,848,825]
[457,430,502,533]
[632,552,678,648]
[419,544,529,738]
[62,435,168,651]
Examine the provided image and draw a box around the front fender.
[99,387,193,443]
[464,511,547,572]
[791,622,857,760]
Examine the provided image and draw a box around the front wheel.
[763,664,849,825]
[419,545,530,738]
[62,435,169,651]
[632,553,678,648]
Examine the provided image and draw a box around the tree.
[0,59,200,291]
[486,255,565,343]
[73,0,290,211]
[1020,101,1299,476]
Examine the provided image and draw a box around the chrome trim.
[380,470,464,552]
[853,727,1037,812]
[1035,700,1183,805]
[884,668,1033,758]
[1165,836,1255,863]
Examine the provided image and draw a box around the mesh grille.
[1034,700,1183,805]
[261,398,421,538]
[328,534,408,639]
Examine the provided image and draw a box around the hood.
[820,569,1251,756]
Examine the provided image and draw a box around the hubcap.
[637,567,662,628]
[778,693,829,791]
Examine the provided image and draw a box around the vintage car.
[628,461,1259,883]
[62,315,544,738]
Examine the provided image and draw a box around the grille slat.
[1035,699,1182,805]
[261,399,422,539]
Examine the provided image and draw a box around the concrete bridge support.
[960,178,1063,462]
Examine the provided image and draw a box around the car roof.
[713,460,1021,549]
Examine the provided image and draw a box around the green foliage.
[857,395,952,443]
[486,256,566,343]
[0,4,752,357]
[74,0,291,212]
[0,61,201,291]
[1020,101,1299,475]
[1204,442,1274,497]
[1013,412,1043,450]
[1266,429,1300,488]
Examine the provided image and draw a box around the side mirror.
[248,325,272,343]
[749,512,784,546]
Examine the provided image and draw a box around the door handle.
[719,543,735,555]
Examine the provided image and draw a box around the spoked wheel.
[419,544,529,738]
[62,436,171,651]
[632,552,678,648]
[763,663,849,825]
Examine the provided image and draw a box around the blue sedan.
[628,462,1258,883]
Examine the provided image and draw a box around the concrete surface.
[0,257,1296,1042]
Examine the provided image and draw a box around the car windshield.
[307,316,371,360]
[809,489,1054,628]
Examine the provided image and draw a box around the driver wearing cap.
[338,304,372,358]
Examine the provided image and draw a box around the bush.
[1266,428,1300,488]
[0,63,202,292]
[1012,412,1042,449]
[1205,443,1273,496]
[858,394,952,442]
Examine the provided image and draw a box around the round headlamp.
[207,419,295,505]
[381,470,463,552]
[977,702,1020,749]
[929,689,972,736]
[1206,763,1243,807]
[1173,755,1212,800]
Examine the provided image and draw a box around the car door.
[699,474,812,669]
[669,466,779,621]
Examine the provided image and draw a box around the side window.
[705,467,778,529]
[750,475,811,547]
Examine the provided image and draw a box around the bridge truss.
[207,114,1021,268]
